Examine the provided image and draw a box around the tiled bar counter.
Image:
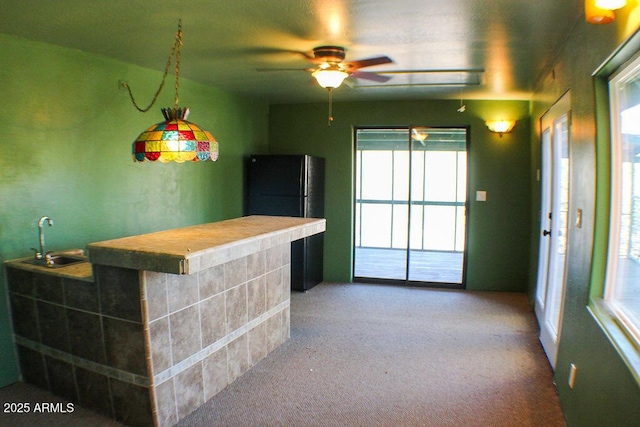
[5,215,325,426]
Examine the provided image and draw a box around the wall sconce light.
[124,20,219,163]
[486,120,516,137]
[585,0,616,24]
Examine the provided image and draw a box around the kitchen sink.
[24,254,86,268]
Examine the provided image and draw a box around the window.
[605,52,640,346]
[589,32,640,382]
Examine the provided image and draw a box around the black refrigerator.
[247,154,325,291]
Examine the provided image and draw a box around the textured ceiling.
[0,0,582,103]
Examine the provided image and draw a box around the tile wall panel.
[247,275,267,319]
[202,347,228,401]
[110,378,153,427]
[225,283,248,334]
[174,362,205,419]
[45,356,77,402]
[200,293,226,347]
[7,267,35,295]
[266,310,284,354]
[16,344,48,390]
[37,302,69,352]
[144,271,168,322]
[146,242,292,426]
[148,317,172,374]
[266,268,284,310]
[10,294,39,341]
[154,378,177,426]
[67,309,105,364]
[169,304,201,365]
[63,278,99,312]
[95,265,142,322]
[75,367,113,417]
[248,321,267,366]
[227,334,250,384]
[224,257,247,290]
[103,317,146,376]
[247,251,266,280]
[7,266,149,424]
[34,273,63,304]
[198,263,224,299]
[7,239,295,427]
[167,273,198,313]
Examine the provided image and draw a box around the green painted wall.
[0,34,269,386]
[529,9,640,426]
[7,7,640,423]
[268,99,531,290]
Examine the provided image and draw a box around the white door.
[535,92,571,368]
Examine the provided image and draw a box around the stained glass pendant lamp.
[126,20,219,163]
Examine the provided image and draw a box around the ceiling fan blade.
[351,71,392,83]
[360,69,484,86]
[347,56,393,69]
[374,68,485,75]
[256,67,308,72]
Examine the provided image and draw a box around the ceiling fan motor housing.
[313,46,346,64]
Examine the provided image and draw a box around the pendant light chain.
[173,23,182,110]
[124,19,183,113]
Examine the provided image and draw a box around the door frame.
[352,126,470,288]
[535,91,571,368]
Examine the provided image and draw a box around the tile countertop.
[86,215,326,275]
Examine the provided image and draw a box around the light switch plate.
[476,191,487,202]
[576,208,583,229]
[568,363,577,389]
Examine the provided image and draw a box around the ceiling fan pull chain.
[328,88,334,126]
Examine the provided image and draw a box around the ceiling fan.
[259,46,484,90]
[259,45,394,89]
[258,45,395,125]
[259,45,483,124]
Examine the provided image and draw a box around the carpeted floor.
[0,282,565,426]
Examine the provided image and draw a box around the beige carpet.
[182,283,564,426]
[0,282,565,426]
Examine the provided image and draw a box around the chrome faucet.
[31,216,53,259]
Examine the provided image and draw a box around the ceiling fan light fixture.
[595,0,626,10]
[312,68,349,89]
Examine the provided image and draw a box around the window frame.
[590,28,640,385]
[605,51,640,339]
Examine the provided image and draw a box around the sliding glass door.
[354,130,410,281]
[354,127,468,286]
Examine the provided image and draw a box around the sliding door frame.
[352,125,470,289]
